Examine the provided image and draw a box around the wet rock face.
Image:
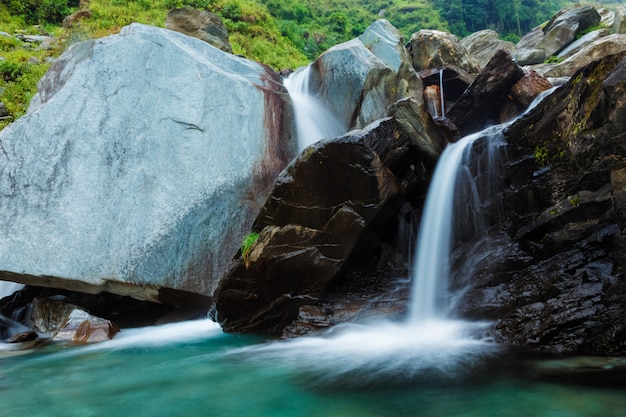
[453,52,626,355]
[215,111,442,334]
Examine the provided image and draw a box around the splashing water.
[409,125,507,322]
[283,65,347,150]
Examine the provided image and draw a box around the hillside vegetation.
[0,0,594,129]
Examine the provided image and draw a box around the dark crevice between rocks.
[1,285,210,333]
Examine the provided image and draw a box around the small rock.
[7,331,38,343]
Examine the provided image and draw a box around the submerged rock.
[30,297,120,344]
[0,23,296,304]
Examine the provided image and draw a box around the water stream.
[0,280,23,300]
[283,65,347,150]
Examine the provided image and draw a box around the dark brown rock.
[511,70,553,107]
[500,70,553,123]
[215,110,442,334]
[7,331,38,343]
[447,50,524,136]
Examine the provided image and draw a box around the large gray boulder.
[557,29,611,59]
[613,5,626,35]
[308,19,422,130]
[460,29,516,69]
[517,6,601,59]
[0,24,296,304]
[407,29,481,74]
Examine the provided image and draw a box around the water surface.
[1,319,623,417]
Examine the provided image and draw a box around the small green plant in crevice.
[569,196,580,207]
[544,55,564,64]
[241,231,260,269]
[534,145,549,166]
[576,23,610,40]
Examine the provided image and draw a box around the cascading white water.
[409,125,506,322]
[0,280,23,300]
[283,65,347,150]
[439,68,446,118]
[409,87,557,324]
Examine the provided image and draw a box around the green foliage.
[0,60,49,129]
[241,232,260,268]
[576,23,610,39]
[534,145,549,165]
[432,0,567,37]
[544,55,564,64]
[1,0,80,24]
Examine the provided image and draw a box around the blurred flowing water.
[283,65,347,150]
[0,319,624,417]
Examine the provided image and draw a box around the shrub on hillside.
[2,0,80,24]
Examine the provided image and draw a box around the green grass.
[241,231,260,268]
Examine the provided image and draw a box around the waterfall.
[283,65,347,150]
[423,68,446,119]
[408,126,506,322]
[0,280,23,300]
[439,68,446,118]
[408,87,557,324]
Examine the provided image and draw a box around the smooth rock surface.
[542,34,626,77]
[538,6,602,57]
[308,19,422,130]
[407,29,481,74]
[460,29,516,69]
[0,23,296,302]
